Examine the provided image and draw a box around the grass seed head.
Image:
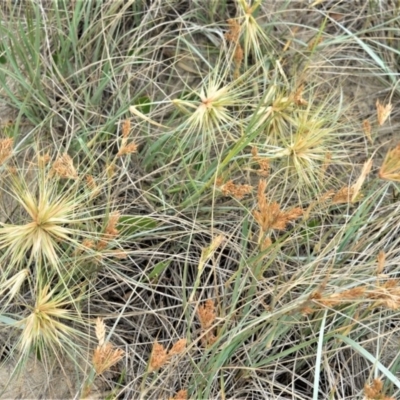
[251,147,270,177]
[121,119,131,138]
[97,211,120,250]
[93,342,124,375]
[292,84,308,106]
[18,284,83,360]
[149,341,168,372]
[225,19,241,43]
[363,119,372,143]
[219,180,253,199]
[197,299,216,330]
[52,153,78,180]
[364,377,394,400]
[376,99,392,126]
[169,389,188,400]
[332,186,355,204]
[92,317,124,375]
[377,251,386,275]
[0,137,13,165]
[379,144,400,182]
[351,158,373,202]
[368,279,400,310]
[117,142,138,157]
[168,338,187,357]
[95,317,106,347]
[253,180,302,233]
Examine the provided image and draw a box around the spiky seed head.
[17,284,83,360]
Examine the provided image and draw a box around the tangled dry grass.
[1,1,400,399]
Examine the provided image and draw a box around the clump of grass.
[1,1,400,399]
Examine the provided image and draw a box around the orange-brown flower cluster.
[197,299,217,347]
[225,19,240,43]
[253,180,302,233]
[315,287,366,308]
[0,137,13,165]
[320,159,372,204]
[302,278,400,315]
[76,213,124,262]
[218,179,253,200]
[148,338,187,372]
[368,279,400,310]
[251,147,269,177]
[364,378,395,400]
[52,153,78,179]
[117,119,138,156]
[85,174,101,198]
[37,151,50,168]
[292,84,308,106]
[363,119,372,143]
[225,19,243,78]
[331,186,355,204]
[97,211,120,250]
[92,318,124,375]
[169,389,188,400]
[93,342,124,375]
